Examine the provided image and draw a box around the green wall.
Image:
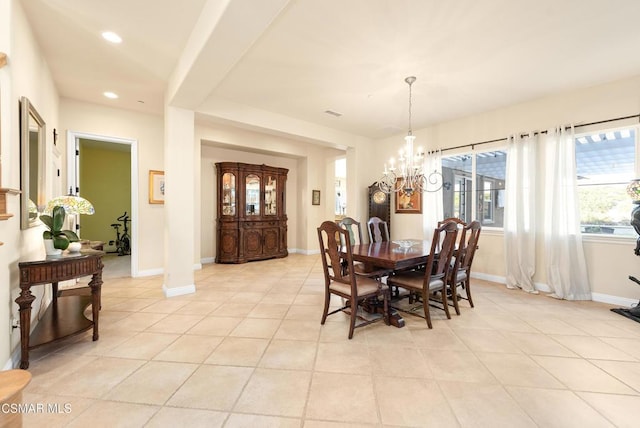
[79,140,131,248]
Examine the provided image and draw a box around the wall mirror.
[20,96,45,229]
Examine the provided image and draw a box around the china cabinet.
[215,162,288,263]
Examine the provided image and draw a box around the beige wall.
[1,0,62,367]
[376,75,640,303]
[60,99,165,275]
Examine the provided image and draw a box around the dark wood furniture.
[448,220,482,312]
[348,240,433,273]
[16,252,103,369]
[215,162,288,263]
[368,182,390,236]
[317,221,389,339]
[387,222,459,328]
[338,217,392,279]
[346,239,438,328]
[367,217,390,243]
[337,217,363,246]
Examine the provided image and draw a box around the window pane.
[442,155,472,222]
[476,151,506,227]
[575,128,636,235]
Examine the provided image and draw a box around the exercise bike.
[109,212,131,256]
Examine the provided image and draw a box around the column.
[163,106,196,297]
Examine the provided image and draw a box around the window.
[482,180,494,223]
[575,127,637,236]
[442,150,507,227]
[335,158,347,216]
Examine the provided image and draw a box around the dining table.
[346,239,433,328]
[349,239,432,272]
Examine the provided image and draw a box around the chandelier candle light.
[379,76,442,195]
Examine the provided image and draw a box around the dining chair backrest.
[429,220,459,285]
[317,220,356,293]
[457,220,481,274]
[338,216,363,246]
[367,217,390,243]
[437,217,466,248]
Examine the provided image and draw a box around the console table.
[17,252,104,369]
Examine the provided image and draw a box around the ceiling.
[20,0,640,140]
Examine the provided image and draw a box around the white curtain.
[504,133,538,293]
[422,149,444,238]
[544,126,591,300]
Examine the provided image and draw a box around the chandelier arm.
[422,170,444,192]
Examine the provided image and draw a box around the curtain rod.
[440,113,640,153]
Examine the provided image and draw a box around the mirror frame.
[20,96,46,229]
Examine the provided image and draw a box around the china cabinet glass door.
[222,172,236,215]
[265,175,277,215]
[246,174,260,216]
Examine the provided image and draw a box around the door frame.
[66,130,139,277]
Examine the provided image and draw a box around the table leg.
[361,299,405,328]
[15,287,35,369]
[388,308,405,328]
[89,268,103,342]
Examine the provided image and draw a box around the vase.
[67,242,82,253]
[44,239,62,256]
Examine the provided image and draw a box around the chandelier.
[379,76,442,195]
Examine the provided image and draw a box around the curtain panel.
[504,133,538,293]
[423,149,444,238]
[544,126,591,300]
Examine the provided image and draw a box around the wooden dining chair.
[317,221,390,339]
[437,217,466,249]
[387,220,458,328]
[338,217,392,279]
[447,220,481,312]
[337,216,363,246]
[367,217,390,243]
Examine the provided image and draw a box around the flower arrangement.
[40,205,80,250]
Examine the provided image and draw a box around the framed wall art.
[395,188,422,213]
[149,170,165,204]
[312,189,321,206]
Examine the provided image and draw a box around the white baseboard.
[136,268,163,277]
[592,292,639,308]
[293,248,320,256]
[3,345,22,370]
[201,257,215,265]
[163,283,196,298]
[471,272,635,306]
[136,263,203,277]
[471,272,505,284]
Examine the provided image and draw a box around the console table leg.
[15,288,35,369]
[89,269,103,341]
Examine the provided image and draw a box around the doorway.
[66,131,138,277]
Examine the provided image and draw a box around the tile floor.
[20,254,640,427]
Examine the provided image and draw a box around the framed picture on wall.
[149,170,165,204]
[395,188,422,213]
[312,189,321,205]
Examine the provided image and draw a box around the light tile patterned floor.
[20,254,640,427]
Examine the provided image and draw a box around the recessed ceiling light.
[102,31,122,44]
[103,91,118,99]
